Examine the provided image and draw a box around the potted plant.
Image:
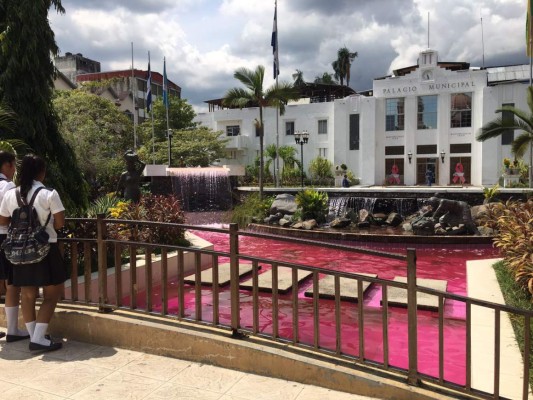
[503,158,511,174]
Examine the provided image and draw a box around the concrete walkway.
[0,337,376,400]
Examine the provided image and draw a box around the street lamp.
[167,129,173,166]
[440,150,446,164]
[294,130,309,187]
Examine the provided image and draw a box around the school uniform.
[0,173,16,282]
[0,180,66,287]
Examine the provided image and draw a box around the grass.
[492,260,533,389]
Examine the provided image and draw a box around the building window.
[318,148,327,158]
[450,93,472,128]
[501,103,514,145]
[417,95,438,129]
[385,146,405,156]
[349,114,359,150]
[417,144,437,155]
[318,119,327,134]
[286,121,295,135]
[450,143,471,153]
[386,98,404,131]
[226,125,240,137]
[226,150,238,159]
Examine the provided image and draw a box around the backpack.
[1,187,51,265]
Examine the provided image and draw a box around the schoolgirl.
[0,150,29,342]
[0,154,66,352]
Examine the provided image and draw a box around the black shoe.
[0,332,5,339]
[6,334,30,343]
[29,340,62,352]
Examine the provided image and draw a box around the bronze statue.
[117,150,145,203]
[422,196,479,235]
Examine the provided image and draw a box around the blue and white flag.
[163,57,169,109]
[271,1,279,79]
[146,56,152,112]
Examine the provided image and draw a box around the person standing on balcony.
[0,154,66,352]
[0,150,30,342]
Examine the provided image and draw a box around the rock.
[359,209,370,223]
[345,208,358,222]
[302,219,318,230]
[264,213,282,224]
[402,222,413,232]
[279,218,291,227]
[330,217,351,229]
[477,226,495,236]
[291,222,304,229]
[386,212,403,227]
[357,221,371,228]
[372,213,387,226]
[411,217,435,235]
[270,194,297,215]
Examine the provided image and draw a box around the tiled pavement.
[0,337,377,400]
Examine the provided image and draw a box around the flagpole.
[272,0,281,187]
[131,42,137,149]
[164,57,171,166]
[147,51,155,164]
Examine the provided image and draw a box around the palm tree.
[292,69,305,87]
[332,47,358,87]
[277,145,300,184]
[314,72,337,85]
[477,86,533,188]
[223,65,300,198]
[265,143,278,185]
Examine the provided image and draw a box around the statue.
[422,196,479,235]
[117,150,145,203]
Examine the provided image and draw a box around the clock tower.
[419,49,437,81]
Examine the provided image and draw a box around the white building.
[195,49,530,186]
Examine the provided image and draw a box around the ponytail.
[17,154,46,199]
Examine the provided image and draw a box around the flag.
[526,0,533,57]
[146,57,152,112]
[163,57,169,109]
[271,0,279,79]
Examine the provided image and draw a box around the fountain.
[168,167,233,212]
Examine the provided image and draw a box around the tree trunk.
[259,106,264,199]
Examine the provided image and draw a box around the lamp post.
[294,130,309,187]
[167,129,173,166]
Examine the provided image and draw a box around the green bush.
[308,156,334,186]
[231,193,274,228]
[295,189,329,223]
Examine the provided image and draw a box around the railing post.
[229,223,242,337]
[407,248,419,386]
[96,213,110,312]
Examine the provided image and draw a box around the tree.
[53,90,134,198]
[265,143,278,184]
[477,86,533,188]
[314,72,337,85]
[137,127,228,168]
[308,156,334,186]
[137,97,197,144]
[332,47,358,87]
[0,0,88,212]
[223,65,300,198]
[292,69,305,87]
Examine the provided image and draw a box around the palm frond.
[477,118,531,141]
[234,66,265,95]
[511,131,533,158]
[222,88,253,108]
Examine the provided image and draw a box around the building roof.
[392,61,470,77]
[486,64,529,85]
[205,82,356,109]
[76,69,181,91]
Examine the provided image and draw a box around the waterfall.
[328,196,420,217]
[168,167,232,211]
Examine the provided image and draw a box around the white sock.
[5,306,28,336]
[32,322,51,346]
[25,321,36,341]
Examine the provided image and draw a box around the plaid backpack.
[1,187,51,265]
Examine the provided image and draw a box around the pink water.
[131,230,498,385]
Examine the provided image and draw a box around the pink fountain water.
[131,228,498,385]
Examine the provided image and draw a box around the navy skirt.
[8,243,67,287]
[0,234,10,281]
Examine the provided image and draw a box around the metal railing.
[58,215,532,400]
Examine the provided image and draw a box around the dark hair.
[0,150,16,168]
[18,154,46,199]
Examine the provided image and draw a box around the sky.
[49,0,529,112]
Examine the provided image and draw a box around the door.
[450,157,471,185]
[416,157,438,185]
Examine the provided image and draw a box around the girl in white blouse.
[0,154,66,352]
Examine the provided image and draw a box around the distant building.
[195,49,531,187]
[75,69,181,125]
[54,52,101,83]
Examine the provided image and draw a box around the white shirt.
[0,173,16,235]
[0,180,65,242]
